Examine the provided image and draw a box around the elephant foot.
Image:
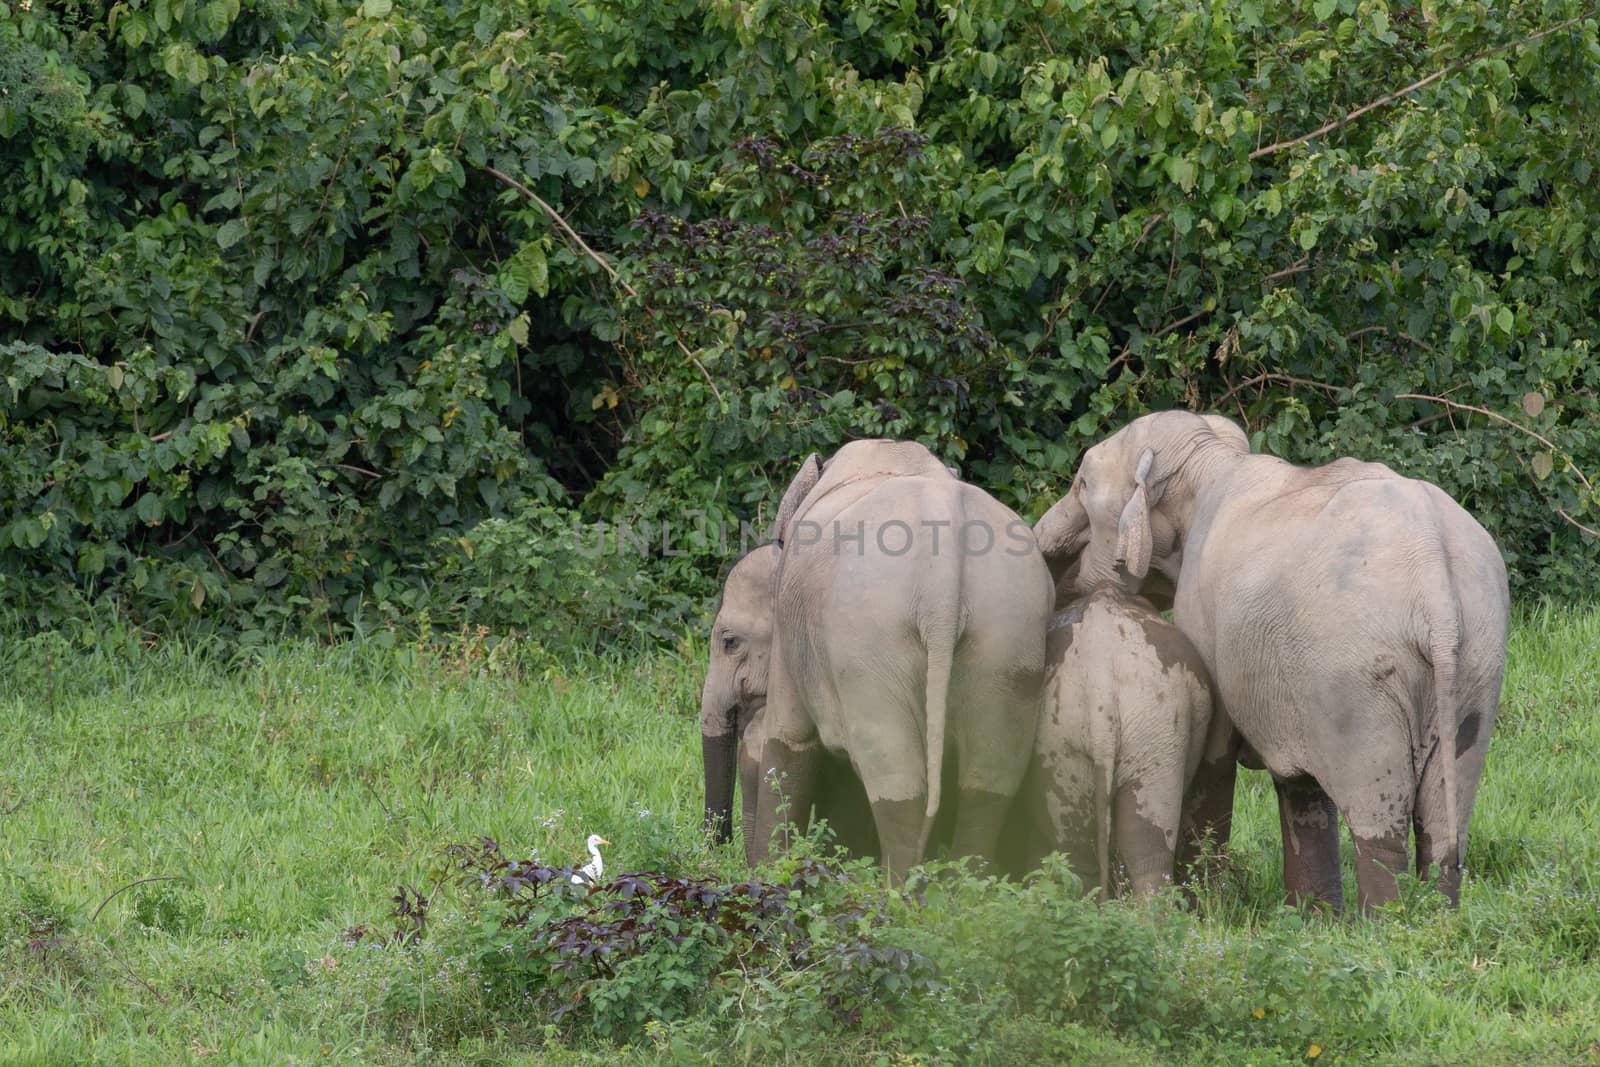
[1275,776,1343,913]
[1352,830,1408,911]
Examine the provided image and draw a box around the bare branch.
[484,166,632,295]
[1213,373,1345,408]
[1250,14,1589,160]
[90,876,183,925]
[1557,509,1600,538]
[1262,257,1310,285]
[484,165,724,406]
[1397,393,1596,503]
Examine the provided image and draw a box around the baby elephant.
[1030,587,1213,898]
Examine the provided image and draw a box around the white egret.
[572,834,611,885]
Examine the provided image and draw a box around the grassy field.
[1,606,1596,1065]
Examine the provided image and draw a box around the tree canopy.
[2,0,1597,644]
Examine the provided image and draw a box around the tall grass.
[0,608,1595,1063]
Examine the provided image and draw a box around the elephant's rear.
[1038,590,1212,894]
[794,473,1049,868]
[936,485,1050,858]
[1419,484,1510,899]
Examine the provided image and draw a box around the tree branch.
[1249,14,1589,160]
[1397,393,1596,524]
[1213,373,1345,408]
[483,165,725,407]
[1557,509,1600,538]
[484,166,632,295]
[1262,258,1310,285]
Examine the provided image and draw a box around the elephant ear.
[773,453,823,546]
[1115,448,1156,579]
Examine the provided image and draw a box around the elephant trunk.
[702,732,738,844]
[701,687,739,845]
[1034,491,1090,583]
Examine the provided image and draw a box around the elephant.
[700,439,1052,880]
[700,544,882,862]
[1033,411,1509,910]
[1018,586,1213,898]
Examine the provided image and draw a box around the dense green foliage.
[2,607,1597,1061]
[3,0,1598,639]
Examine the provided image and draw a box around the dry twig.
[1214,373,1344,408]
[483,166,725,406]
[1250,15,1589,160]
[1398,392,1597,537]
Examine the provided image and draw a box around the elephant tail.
[917,560,965,862]
[1427,605,1464,872]
[1093,703,1116,901]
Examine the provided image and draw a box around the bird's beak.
[599,838,612,846]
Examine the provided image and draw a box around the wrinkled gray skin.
[1034,411,1509,910]
[700,439,1051,881]
[1023,587,1212,899]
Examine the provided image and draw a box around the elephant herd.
[699,411,1510,911]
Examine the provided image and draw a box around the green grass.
[1,608,1596,1064]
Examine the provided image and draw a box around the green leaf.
[1165,156,1196,192]
[217,219,248,250]
[1313,0,1337,20]
[1494,307,1514,335]
[360,0,393,16]
[1298,223,1320,251]
[123,83,147,119]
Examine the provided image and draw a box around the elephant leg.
[1415,682,1500,906]
[1176,725,1239,882]
[1351,824,1409,911]
[869,796,927,882]
[752,735,820,864]
[739,744,760,865]
[1036,750,1099,892]
[1275,776,1344,912]
[992,760,1047,879]
[813,755,880,860]
[1330,754,1414,911]
[846,703,934,882]
[1412,734,1459,903]
[949,787,1013,867]
[949,657,1043,868]
[1117,772,1183,898]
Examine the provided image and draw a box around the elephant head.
[1034,412,1248,598]
[700,544,780,847]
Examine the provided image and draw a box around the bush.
[3,0,1597,640]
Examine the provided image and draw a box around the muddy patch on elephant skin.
[1135,612,1208,678]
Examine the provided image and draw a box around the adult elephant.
[700,439,1051,880]
[1033,411,1509,910]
